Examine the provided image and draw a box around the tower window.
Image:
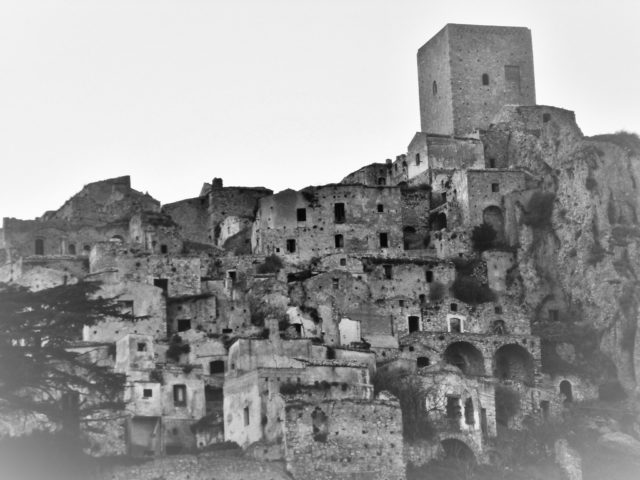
[334,203,345,223]
[426,270,433,283]
[432,80,438,95]
[296,208,307,221]
[482,73,490,86]
[415,153,421,166]
[286,239,296,253]
[379,232,389,248]
[334,234,344,248]
[35,238,44,255]
[160,244,168,254]
[377,204,384,213]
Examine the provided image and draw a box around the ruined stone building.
[2,22,637,480]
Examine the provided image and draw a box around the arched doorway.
[494,344,534,384]
[443,342,485,376]
[483,205,504,241]
[429,212,447,231]
[441,438,475,462]
[35,238,44,255]
[560,380,573,403]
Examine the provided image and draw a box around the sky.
[1,0,639,221]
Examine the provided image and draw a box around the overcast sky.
[1,0,638,221]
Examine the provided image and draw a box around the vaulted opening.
[494,344,534,384]
[443,342,485,376]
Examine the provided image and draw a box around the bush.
[522,191,555,228]
[471,223,497,251]
[256,254,283,274]
[450,276,495,304]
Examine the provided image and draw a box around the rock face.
[484,112,640,392]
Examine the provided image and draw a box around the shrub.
[256,254,283,274]
[451,276,495,304]
[471,223,497,251]
[522,191,555,228]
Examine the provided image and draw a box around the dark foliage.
[0,282,126,429]
[256,254,283,274]
[471,223,497,251]
[522,191,555,228]
[450,276,495,304]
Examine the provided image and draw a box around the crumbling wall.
[283,398,405,480]
[162,196,210,245]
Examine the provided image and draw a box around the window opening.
[383,265,392,279]
[491,183,500,193]
[377,204,384,213]
[426,270,433,282]
[408,316,420,333]
[334,234,344,248]
[209,360,225,375]
[417,357,430,368]
[286,239,296,253]
[35,238,44,255]
[379,232,389,248]
[173,385,187,406]
[334,203,345,223]
[143,389,153,398]
[482,73,490,86]
[177,319,191,332]
[296,208,307,222]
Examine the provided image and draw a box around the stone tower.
[417,24,536,136]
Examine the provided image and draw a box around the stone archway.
[441,438,476,462]
[494,344,534,384]
[560,380,573,403]
[443,341,485,376]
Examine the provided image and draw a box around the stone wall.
[341,162,392,186]
[162,196,210,245]
[283,397,405,480]
[252,185,404,261]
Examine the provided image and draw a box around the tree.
[0,281,126,433]
[471,223,497,252]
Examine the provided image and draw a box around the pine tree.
[0,281,126,431]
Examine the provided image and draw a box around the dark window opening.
[491,183,500,193]
[177,319,191,332]
[426,270,433,282]
[417,357,430,368]
[446,396,461,420]
[450,303,458,312]
[543,113,551,123]
[408,316,420,333]
[209,360,225,375]
[173,385,187,406]
[419,294,426,304]
[143,389,153,398]
[332,278,339,290]
[228,270,237,281]
[296,208,307,221]
[35,238,44,255]
[379,232,389,248]
[286,239,296,253]
[83,245,91,254]
[154,278,168,296]
[399,300,405,307]
[560,380,573,403]
[549,309,559,322]
[160,244,168,254]
[449,317,462,333]
[339,258,346,266]
[488,158,496,168]
[377,177,386,185]
[137,342,147,352]
[495,306,503,314]
[432,80,438,95]
[334,203,345,223]
[415,153,421,166]
[442,192,447,202]
[68,244,76,255]
[311,407,329,442]
[377,204,384,213]
[243,406,250,426]
[464,398,475,425]
[493,320,506,335]
[383,264,392,279]
[482,73,490,86]
[293,323,302,336]
[334,234,344,248]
